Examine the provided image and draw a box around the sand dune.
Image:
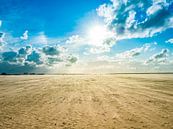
[0,74,173,129]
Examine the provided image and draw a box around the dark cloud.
[2,51,18,62]
[18,48,27,55]
[26,50,43,65]
[18,46,32,56]
[0,32,3,38]
[0,62,48,74]
[42,46,60,56]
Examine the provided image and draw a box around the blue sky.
[0,0,107,37]
[0,0,173,73]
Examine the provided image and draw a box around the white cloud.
[126,10,137,29]
[166,38,173,44]
[147,4,162,16]
[116,44,151,59]
[20,30,28,40]
[0,44,78,68]
[65,35,84,45]
[89,37,116,54]
[96,0,173,40]
[152,0,167,4]
[110,0,124,9]
[96,4,115,24]
[145,49,169,64]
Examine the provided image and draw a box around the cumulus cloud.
[20,30,28,40]
[96,4,115,24]
[145,49,169,64]
[116,44,151,58]
[42,46,65,66]
[0,45,78,73]
[26,50,43,65]
[17,46,32,64]
[42,46,60,56]
[1,46,41,65]
[18,46,32,56]
[97,0,173,40]
[166,38,173,44]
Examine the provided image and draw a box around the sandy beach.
[0,74,173,129]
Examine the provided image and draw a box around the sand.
[0,74,173,129]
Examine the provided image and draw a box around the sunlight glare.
[87,24,114,46]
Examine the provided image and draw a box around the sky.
[0,0,173,74]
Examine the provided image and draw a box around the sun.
[87,24,114,46]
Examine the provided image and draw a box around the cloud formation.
[97,0,173,40]
[0,45,78,73]
[20,30,28,40]
[166,38,173,44]
[116,44,151,58]
[66,35,84,45]
[89,37,116,54]
[145,49,169,64]
[42,46,60,56]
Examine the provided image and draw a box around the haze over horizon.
[0,0,173,74]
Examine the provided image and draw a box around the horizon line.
[1,72,173,75]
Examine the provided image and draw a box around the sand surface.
[0,74,173,129]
